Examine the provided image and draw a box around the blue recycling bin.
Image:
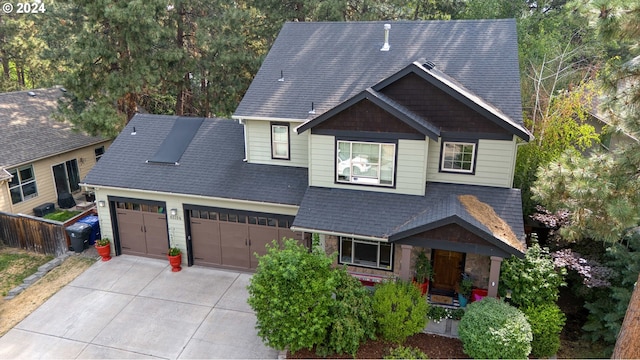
[77,215,100,245]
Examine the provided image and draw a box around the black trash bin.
[66,222,92,253]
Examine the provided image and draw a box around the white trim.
[440,141,476,173]
[339,236,394,271]
[336,140,395,187]
[271,124,290,159]
[80,183,301,210]
[289,226,388,242]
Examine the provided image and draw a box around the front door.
[431,249,465,293]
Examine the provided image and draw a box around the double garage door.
[188,206,304,270]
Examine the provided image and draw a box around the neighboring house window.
[95,146,105,161]
[336,140,395,186]
[440,141,476,173]
[52,160,80,195]
[8,165,38,204]
[339,236,393,270]
[271,123,290,159]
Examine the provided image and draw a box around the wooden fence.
[0,209,96,256]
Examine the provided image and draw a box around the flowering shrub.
[427,306,465,322]
[499,242,566,308]
[458,298,532,359]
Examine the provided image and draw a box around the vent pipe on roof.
[131,126,137,135]
[278,70,284,82]
[308,102,315,115]
[27,91,36,97]
[380,24,391,52]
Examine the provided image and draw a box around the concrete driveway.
[0,255,278,359]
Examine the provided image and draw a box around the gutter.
[5,139,111,169]
[289,226,389,242]
[79,183,301,211]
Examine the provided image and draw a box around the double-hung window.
[339,237,393,270]
[441,141,476,173]
[271,123,290,160]
[8,165,38,204]
[336,140,395,186]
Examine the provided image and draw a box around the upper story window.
[336,140,395,186]
[339,236,393,270]
[8,165,38,204]
[95,146,105,162]
[271,123,290,160]
[440,141,476,174]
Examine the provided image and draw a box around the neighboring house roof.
[234,19,525,128]
[0,87,107,168]
[292,182,526,257]
[82,114,308,206]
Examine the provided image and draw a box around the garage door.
[115,201,169,259]
[188,208,304,270]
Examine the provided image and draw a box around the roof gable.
[295,88,439,139]
[234,20,525,129]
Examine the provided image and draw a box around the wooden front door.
[431,250,465,292]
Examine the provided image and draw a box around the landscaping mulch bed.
[287,333,467,359]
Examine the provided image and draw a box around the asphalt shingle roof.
[292,183,525,255]
[82,114,308,206]
[234,20,524,126]
[0,87,107,168]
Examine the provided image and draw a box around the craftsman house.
[0,87,111,216]
[83,19,532,299]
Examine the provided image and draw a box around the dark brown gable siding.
[314,99,423,135]
[413,223,488,246]
[381,73,511,135]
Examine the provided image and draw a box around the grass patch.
[0,248,54,296]
[43,210,81,222]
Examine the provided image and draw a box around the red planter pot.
[95,244,111,262]
[412,278,429,296]
[168,254,182,272]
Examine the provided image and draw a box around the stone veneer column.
[400,245,413,281]
[488,256,502,298]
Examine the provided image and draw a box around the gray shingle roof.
[234,20,524,126]
[0,87,107,168]
[292,182,525,255]
[82,114,308,206]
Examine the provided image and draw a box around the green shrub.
[427,305,448,322]
[499,242,566,308]
[458,297,532,359]
[523,304,566,358]
[318,268,376,357]
[247,239,335,353]
[384,345,428,359]
[372,280,428,343]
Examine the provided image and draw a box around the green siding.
[245,120,308,167]
[309,134,427,196]
[426,138,516,188]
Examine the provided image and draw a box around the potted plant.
[412,250,433,295]
[168,246,182,272]
[95,238,111,262]
[457,273,473,307]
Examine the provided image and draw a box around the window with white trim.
[271,124,289,159]
[339,237,393,270]
[441,141,476,173]
[336,141,395,186]
[8,165,38,204]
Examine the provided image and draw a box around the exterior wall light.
[170,208,178,216]
[98,200,106,207]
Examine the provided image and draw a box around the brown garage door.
[115,201,168,260]
[189,208,304,270]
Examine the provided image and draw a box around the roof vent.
[308,102,316,115]
[60,87,67,92]
[131,126,137,135]
[278,70,284,82]
[380,24,391,52]
[423,60,436,70]
[27,91,36,97]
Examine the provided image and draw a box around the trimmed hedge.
[524,304,566,358]
[372,280,429,343]
[458,297,532,359]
